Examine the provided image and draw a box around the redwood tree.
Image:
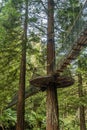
[46,0,59,130]
[16,0,28,130]
[78,60,86,130]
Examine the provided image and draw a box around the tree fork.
[46,0,59,130]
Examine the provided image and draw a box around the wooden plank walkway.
[56,28,87,73]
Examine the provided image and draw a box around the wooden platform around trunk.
[30,75,74,89]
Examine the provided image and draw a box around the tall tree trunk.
[16,0,28,130]
[46,0,59,130]
[78,60,86,130]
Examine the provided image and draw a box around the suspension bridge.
[30,0,87,89]
[7,0,87,108]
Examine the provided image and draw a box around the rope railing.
[56,0,87,71]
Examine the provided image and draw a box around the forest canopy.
[0,0,87,130]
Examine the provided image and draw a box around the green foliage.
[60,115,79,130]
[0,109,16,128]
[0,0,87,130]
[25,92,46,130]
[0,0,21,112]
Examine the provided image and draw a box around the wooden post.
[46,0,60,130]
